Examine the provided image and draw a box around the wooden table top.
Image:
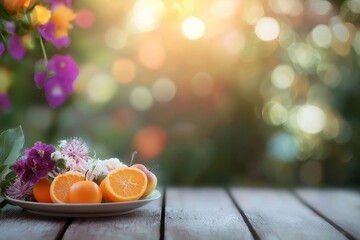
[0,188,359,240]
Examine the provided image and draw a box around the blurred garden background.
[1,0,360,186]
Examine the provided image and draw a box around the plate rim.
[5,189,161,217]
[5,189,161,207]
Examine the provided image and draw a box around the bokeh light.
[132,0,166,32]
[138,37,166,69]
[112,59,136,84]
[296,105,326,134]
[210,0,239,19]
[151,78,177,102]
[267,132,297,162]
[134,126,167,160]
[269,0,303,16]
[129,86,154,111]
[311,24,332,48]
[104,28,127,50]
[182,17,206,40]
[87,73,117,103]
[271,64,295,89]
[255,17,280,41]
[75,9,95,29]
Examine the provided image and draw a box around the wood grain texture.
[231,188,347,240]
[297,189,360,239]
[63,189,163,240]
[0,204,68,240]
[165,188,253,240]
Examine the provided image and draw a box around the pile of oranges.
[33,165,157,204]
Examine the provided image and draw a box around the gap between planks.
[292,190,357,240]
[160,186,166,240]
[226,188,260,240]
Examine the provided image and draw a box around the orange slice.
[104,167,147,202]
[50,171,85,203]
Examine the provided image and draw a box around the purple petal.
[45,78,70,108]
[13,159,27,178]
[52,36,70,49]
[5,22,15,34]
[8,36,26,60]
[0,42,5,57]
[38,22,70,49]
[34,71,47,89]
[38,22,56,41]
[45,0,71,7]
[48,54,79,82]
[0,93,12,110]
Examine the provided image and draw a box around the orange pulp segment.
[50,171,84,203]
[104,167,147,202]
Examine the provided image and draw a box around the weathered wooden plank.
[0,203,69,240]
[63,189,163,240]
[165,188,253,240]
[297,189,360,239]
[231,188,347,240]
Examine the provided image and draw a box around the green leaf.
[0,164,6,176]
[56,158,67,170]
[0,126,25,166]
[0,5,14,21]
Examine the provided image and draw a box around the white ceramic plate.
[6,189,161,217]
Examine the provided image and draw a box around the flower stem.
[0,32,7,47]
[39,36,48,64]
[130,151,138,166]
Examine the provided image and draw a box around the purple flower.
[34,54,79,108]
[5,179,34,200]
[0,93,12,110]
[38,21,70,49]
[5,22,15,34]
[8,35,26,60]
[45,0,71,7]
[13,141,56,184]
[26,141,56,160]
[0,42,5,57]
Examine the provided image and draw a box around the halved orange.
[50,171,85,203]
[100,180,113,203]
[104,167,147,202]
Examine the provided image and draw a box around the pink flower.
[5,179,34,200]
[59,138,91,174]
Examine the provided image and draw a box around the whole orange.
[68,181,102,204]
[33,177,52,203]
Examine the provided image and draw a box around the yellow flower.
[31,5,51,26]
[51,5,77,38]
[0,67,12,93]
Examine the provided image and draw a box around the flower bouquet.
[0,127,158,206]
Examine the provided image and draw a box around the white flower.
[58,140,67,148]
[102,158,127,171]
[87,159,108,180]
[51,151,63,161]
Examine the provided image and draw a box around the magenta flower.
[8,35,26,60]
[38,22,70,49]
[45,0,71,7]
[0,42,5,56]
[0,93,12,110]
[5,179,34,200]
[34,54,79,108]
[13,141,56,184]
